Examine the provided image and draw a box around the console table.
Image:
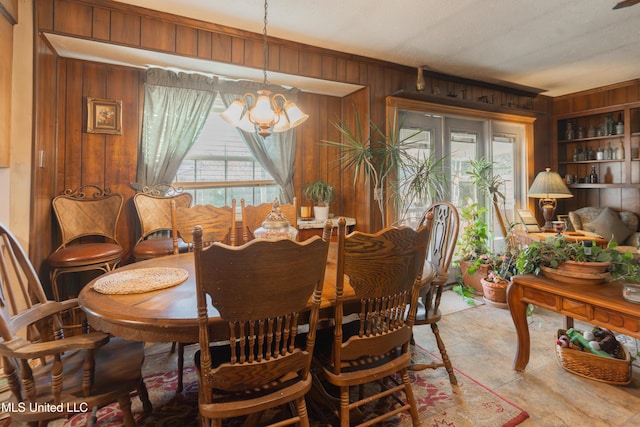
[512,229,608,248]
[297,216,356,241]
[508,274,640,371]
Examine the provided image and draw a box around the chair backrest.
[51,185,123,249]
[171,201,236,251]
[193,222,331,397]
[0,222,48,316]
[419,201,460,285]
[331,218,429,374]
[241,197,297,242]
[133,185,192,243]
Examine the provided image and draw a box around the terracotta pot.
[481,277,509,304]
[459,260,491,295]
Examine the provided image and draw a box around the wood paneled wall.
[0,0,17,168]
[32,0,554,290]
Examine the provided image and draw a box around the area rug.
[55,343,528,427]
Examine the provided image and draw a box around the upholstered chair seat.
[49,242,123,268]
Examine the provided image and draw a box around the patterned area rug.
[56,343,528,427]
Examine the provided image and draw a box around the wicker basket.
[555,329,632,385]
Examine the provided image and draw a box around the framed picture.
[87,97,122,134]
[517,209,541,233]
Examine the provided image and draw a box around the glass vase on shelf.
[565,122,574,140]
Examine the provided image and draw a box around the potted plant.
[515,235,639,282]
[454,201,492,294]
[303,180,335,221]
[323,105,448,228]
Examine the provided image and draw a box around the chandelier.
[221,0,308,137]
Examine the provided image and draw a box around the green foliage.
[452,280,477,306]
[466,157,506,204]
[323,104,448,227]
[454,201,490,272]
[515,235,640,280]
[303,180,335,206]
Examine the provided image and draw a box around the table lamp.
[527,168,573,231]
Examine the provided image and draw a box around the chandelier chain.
[262,0,269,86]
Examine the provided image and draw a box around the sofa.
[567,207,640,253]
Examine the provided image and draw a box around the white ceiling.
[79,1,640,97]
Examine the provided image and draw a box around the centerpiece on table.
[515,235,639,284]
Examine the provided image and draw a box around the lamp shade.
[527,168,573,199]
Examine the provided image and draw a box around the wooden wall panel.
[175,25,197,56]
[33,37,60,285]
[212,33,232,62]
[110,10,140,45]
[141,17,175,52]
[92,6,111,40]
[53,0,91,36]
[0,10,12,167]
[197,29,211,59]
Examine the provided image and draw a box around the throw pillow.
[584,208,634,243]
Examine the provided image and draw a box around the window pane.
[174,96,277,207]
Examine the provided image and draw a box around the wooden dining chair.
[132,184,192,261]
[192,221,331,427]
[48,185,124,301]
[0,221,152,426]
[170,200,237,392]
[314,217,430,427]
[172,200,237,252]
[240,197,297,242]
[410,201,460,385]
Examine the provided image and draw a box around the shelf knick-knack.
[616,141,625,160]
[565,122,574,140]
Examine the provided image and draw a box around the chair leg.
[432,323,457,385]
[295,396,310,427]
[118,394,136,427]
[400,369,421,427]
[137,378,153,415]
[339,386,350,427]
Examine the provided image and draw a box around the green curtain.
[134,68,218,189]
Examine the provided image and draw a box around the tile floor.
[412,291,640,427]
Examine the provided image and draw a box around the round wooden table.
[78,250,351,343]
[79,247,436,344]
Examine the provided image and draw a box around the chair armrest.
[0,331,110,359]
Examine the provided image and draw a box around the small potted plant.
[453,200,492,294]
[303,180,335,221]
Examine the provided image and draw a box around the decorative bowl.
[540,266,611,285]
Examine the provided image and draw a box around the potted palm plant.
[303,180,335,221]
[323,105,447,228]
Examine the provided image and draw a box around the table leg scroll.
[507,280,530,371]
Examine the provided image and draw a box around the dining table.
[79,243,435,344]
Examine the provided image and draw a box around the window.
[174,97,279,206]
[395,108,528,250]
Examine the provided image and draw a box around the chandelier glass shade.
[220,0,308,137]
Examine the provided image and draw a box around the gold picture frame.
[87,97,122,134]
